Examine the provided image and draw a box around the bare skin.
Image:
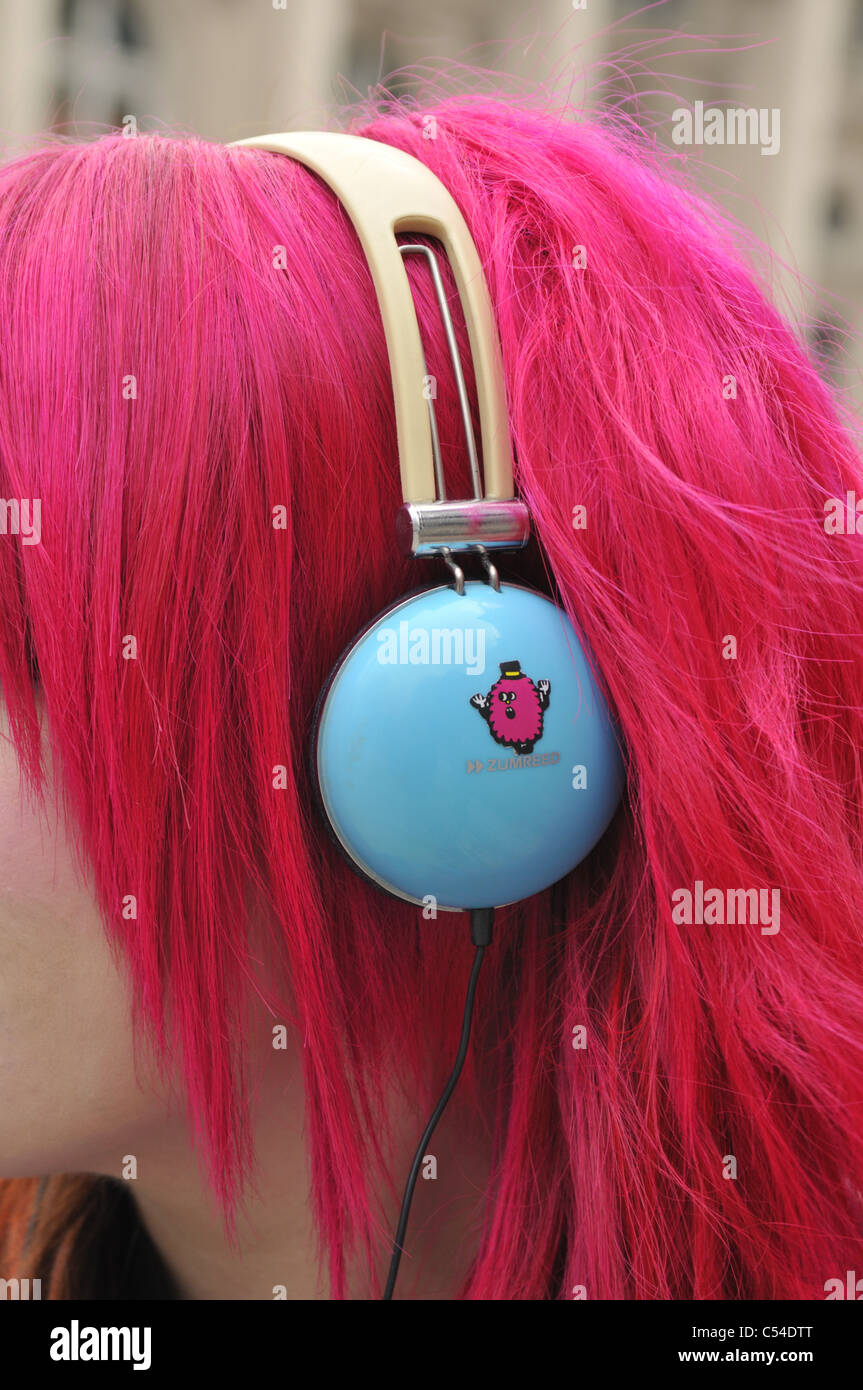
[0,704,489,1299]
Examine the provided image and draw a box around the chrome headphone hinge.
[394,497,530,557]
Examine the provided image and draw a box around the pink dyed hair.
[0,91,862,1299]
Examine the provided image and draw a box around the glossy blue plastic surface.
[315,582,623,910]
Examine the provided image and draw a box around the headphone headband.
[230,131,515,508]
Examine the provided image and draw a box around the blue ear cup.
[312,581,623,911]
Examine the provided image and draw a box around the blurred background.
[0,0,861,397]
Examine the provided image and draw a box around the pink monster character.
[470,660,550,754]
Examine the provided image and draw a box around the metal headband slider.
[395,499,530,557]
[395,242,528,578]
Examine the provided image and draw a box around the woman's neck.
[129,1046,489,1300]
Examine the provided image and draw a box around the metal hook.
[439,547,465,595]
[476,545,500,592]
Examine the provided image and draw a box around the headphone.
[231,129,624,1296]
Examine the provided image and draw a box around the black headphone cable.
[382,907,494,1300]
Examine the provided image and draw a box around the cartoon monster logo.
[470,660,550,755]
